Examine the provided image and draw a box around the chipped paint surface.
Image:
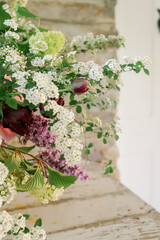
[4,164,160,239]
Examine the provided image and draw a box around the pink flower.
[71,78,89,94]
[0,125,16,143]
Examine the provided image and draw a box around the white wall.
[116,0,160,211]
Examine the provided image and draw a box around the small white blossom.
[105,59,121,73]
[89,65,103,81]
[12,213,26,234]
[30,226,47,240]
[5,31,20,40]
[13,232,32,240]
[44,100,60,114]
[30,179,64,204]
[0,162,8,185]
[31,57,44,67]
[30,40,48,54]
[2,3,9,10]
[4,19,18,31]
[70,36,82,47]
[0,210,13,239]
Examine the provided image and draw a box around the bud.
[71,78,89,94]
[2,105,32,136]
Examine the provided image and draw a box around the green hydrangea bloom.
[29,31,65,56]
[30,179,64,204]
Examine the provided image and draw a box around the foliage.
[0,1,151,239]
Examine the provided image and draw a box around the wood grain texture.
[5,164,160,239]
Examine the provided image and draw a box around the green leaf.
[38,27,48,32]
[59,154,65,160]
[136,61,143,67]
[97,132,102,138]
[86,127,93,132]
[7,230,12,235]
[103,138,107,144]
[104,166,114,175]
[143,68,149,75]
[0,88,5,97]
[88,143,93,148]
[114,74,118,80]
[6,98,18,110]
[84,148,90,155]
[70,93,75,101]
[76,105,82,113]
[0,3,11,30]
[16,6,38,19]
[4,153,21,175]
[25,82,36,89]
[23,214,30,220]
[107,71,114,78]
[23,227,30,234]
[17,169,44,192]
[69,100,77,106]
[116,85,120,91]
[87,104,90,109]
[108,160,112,165]
[115,135,119,141]
[6,144,35,154]
[47,166,77,189]
[34,218,42,227]
[0,67,7,76]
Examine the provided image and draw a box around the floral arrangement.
[0,0,151,239]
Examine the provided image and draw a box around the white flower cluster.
[4,19,18,31]
[44,99,59,113]
[30,179,64,204]
[70,33,107,49]
[84,33,95,45]
[107,34,126,46]
[31,55,53,67]
[104,59,121,73]
[94,117,102,127]
[89,65,103,81]
[30,40,48,54]
[73,60,95,75]
[12,213,26,234]
[70,36,83,47]
[0,211,47,240]
[0,46,26,72]
[5,31,20,40]
[44,98,83,165]
[0,162,16,207]
[51,56,63,67]
[14,71,59,106]
[123,56,152,66]
[0,162,8,185]
[0,177,16,207]
[53,120,83,165]
[0,210,13,239]
[67,51,76,59]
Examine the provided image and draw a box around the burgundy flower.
[2,104,32,136]
[71,78,89,94]
[55,97,64,106]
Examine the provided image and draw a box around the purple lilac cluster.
[24,114,89,181]
[23,114,56,147]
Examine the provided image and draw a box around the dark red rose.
[2,104,32,136]
[71,78,89,94]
